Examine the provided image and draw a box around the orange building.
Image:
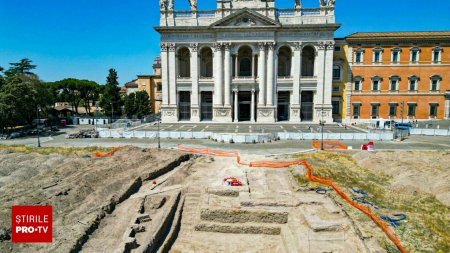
[137,56,162,114]
[345,32,450,122]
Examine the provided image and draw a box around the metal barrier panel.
[354,133,368,140]
[302,133,315,140]
[367,133,381,140]
[110,131,123,138]
[123,131,133,139]
[410,129,422,135]
[422,129,436,136]
[98,130,111,138]
[435,129,450,136]
[159,132,170,138]
[234,135,246,143]
[340,133,354,140]
[180,132,193,139]
[169,132,181,139]
[146,131,157,138]
[380,132,394,140]
[327,133,341,140]
[134,131,146,138]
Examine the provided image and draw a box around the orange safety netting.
[312,140,348,150]
[178,145,406,253]
[92,147,122,157]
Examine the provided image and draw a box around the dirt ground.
[0,146,186,253]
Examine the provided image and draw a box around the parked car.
[394,122,413,130]
[9,132,23,139]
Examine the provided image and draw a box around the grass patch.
[294,151,450,253]
[0,145,111,157]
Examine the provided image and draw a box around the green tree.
[4,58,37,78]
[124,93,136,118]
[134,91,151,119]
[100,69,121,118]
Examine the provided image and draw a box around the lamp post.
[320,120,325,151]
[110,101,114,128]
[36,105,41,148]
[157,116,161,149]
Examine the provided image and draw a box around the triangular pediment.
[210,8,280,28]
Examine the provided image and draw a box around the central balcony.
[232,76,257,84]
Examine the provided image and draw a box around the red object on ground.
[362,144,368,150]
[153,181,157,185]
[223,177,243,186]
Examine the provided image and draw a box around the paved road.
[1,125,449,155]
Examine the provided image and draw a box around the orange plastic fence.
[92,147,122,157]
[178,145,406,253]
[311,140,348,150]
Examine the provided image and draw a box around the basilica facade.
[156,0,339,123]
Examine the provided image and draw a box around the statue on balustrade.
[328,0,335,7]
[295,0,301,9]
[189,0,197,11]
[168,0,174,10]
[160,0,166,11]
[319,0,326,7]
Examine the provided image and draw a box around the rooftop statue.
[295,0,301,9]
[328,0,335,7]
[160,0,166,11]
[189,0,197,11]
[168,0,174,11]
[319,0,326,7]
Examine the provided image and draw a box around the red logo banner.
[11,206,52,243]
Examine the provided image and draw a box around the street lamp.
[110,101,114,128]
[320,120,325,151]
[157,115,161,149]
[36,105,41,148]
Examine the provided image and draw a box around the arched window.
[278,46,292,77]
[200,47,213,78]
[302,46,315,77]
[177,47,191,78]
[238,46,253,77]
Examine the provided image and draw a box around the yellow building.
[137,56,162,114]
[332,39,350,122]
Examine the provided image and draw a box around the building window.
[372,76,381,91]
[410,47,420,63]
[333,65,341,81]
[332,98,341,115]
[157,83,162,92]
[408,76,419,91]
[373,48,383,63]
[141,81,146,86]
[389,104,397,117]
[302,46,316,77]
[353,104,361,118]
[430,75,441,91]
[432,47,442,63]
[429,104,438,117]
[408,104,416,117]
[278,46,292,77]
[355,48,364,63]
[332,86,340,92]
[177,47,191,78]
[389,76,400,91]
[335,46,341,51]
[391,48,401,63]
[354,76,363,91]
[371,104,379,118]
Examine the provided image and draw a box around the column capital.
[168,43,176,52]
[160,43,168,52]
[258,42,266,51]
[318,41,326,50]
[190,43,198,52]
[223,42,232,51]
[214,43,223,52]
[294,42,303,51]
[251,89,256,93]
[326,41,335,50]
[233,88,239,93]
[267,42,276,50]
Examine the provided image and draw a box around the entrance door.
[277,91,290,121]
[200,91,213,121]
[179,91,191,121]
[238,92,251,121]
[301,91,314,122]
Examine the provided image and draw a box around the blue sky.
[1,0,449,85]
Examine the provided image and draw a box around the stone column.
[314,41,334,123]
[234,90,239,122]
[252,54,256,79]
[190,43,200,122]
[168,43,177,106]
[234,55,238,78]
[258,43,266,106]
[251,89,255,122]
[266,42,275,106]
[161,43,169,106]
[290,42,302,122]
[214,43,223,106]
[224,43,232,107]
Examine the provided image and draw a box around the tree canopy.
[100,68,122,117]
[124,91,151,119]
